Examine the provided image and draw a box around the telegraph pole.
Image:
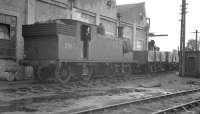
[191,30,200,51]
[179,0,187,76]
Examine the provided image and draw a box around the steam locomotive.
[22,19,178,83]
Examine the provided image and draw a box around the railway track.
[67,88,200,114]
[152,100,200,114]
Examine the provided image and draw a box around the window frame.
[136,40,143,50]
[0,23,10,40]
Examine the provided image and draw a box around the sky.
[116,0,200,51]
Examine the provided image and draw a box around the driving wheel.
[55,64,72,84]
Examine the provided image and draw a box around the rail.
[68,88,200,114]
[152,100,200,114]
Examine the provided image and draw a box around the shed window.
[0,24,9,40]
[136,40,143,50]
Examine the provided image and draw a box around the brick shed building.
[117,2,149,51]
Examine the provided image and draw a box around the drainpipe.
[70,0,75,19]
[146,17,150,51]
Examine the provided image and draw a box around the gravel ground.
[0,71,200,114]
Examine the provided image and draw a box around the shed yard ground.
[0,71,200,114]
